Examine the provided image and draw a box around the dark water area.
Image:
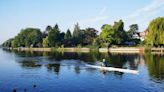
[0,49,164,92]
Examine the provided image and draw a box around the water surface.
[0,49,164,92]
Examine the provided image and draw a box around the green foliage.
[47,24,61,47]
[77,44,82,48]
[112,20,127,44]
[42,37,49,48]
[99,24,113,43]
[3,19,142,48]
[64,29,72,47]
[2,38,14,47]
[129,38,141,45]
[12,28,43,47]
[43,25,52,38]
[72,23,84,46]
[83,28,98,45]
[59,32,65,45]
[127,24,138,38]
[73,23,81,38]
[98,20,127,47]
[64,29,72,40]
[145,17,164,47]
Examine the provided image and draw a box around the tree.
[127,24,139,38]
[47,24,61,47]
[43,25,52,38]
[72,23,84,46]
[42,37,49,48]
[12,37,20,47]
[2,38,14,47]
[59,32,65,46]
[129,24,138,33]
[112,20,127,45]
[12,28,43,47]
[64,29,72,40]
[98,20,127,47]
[145,17,164,47]
[100,24,114,43]
[64,29,72,46]
[83,28,98,45]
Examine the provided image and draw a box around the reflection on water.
[8,49,164,81]
[145,54,164,82]
[17,60,41,69]
[1,49,164,92]
[47,64,61,75]
[13,51,138,75]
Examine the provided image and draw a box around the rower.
[102,59,107,67]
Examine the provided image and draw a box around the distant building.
[137,30,148,41]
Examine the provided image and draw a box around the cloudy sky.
[0,0,164,44]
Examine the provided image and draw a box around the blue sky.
[0,0,164,44]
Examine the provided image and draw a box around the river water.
[0,49,163,92]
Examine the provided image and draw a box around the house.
[125,30,148,46]
[137,30,148,41]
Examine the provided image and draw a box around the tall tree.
[83,28,98,45]
[112,20,127,44]
[43,25,52,38]
[99,20,127,46]
[59,32,65,46]
[47,24,61,47]
[72,23,84,46]
[145,17,164,47]
[64,29,72,46]
[99,24,114,43]
[42,37,49,48]
[127,24,139,38]
[64,29,72,40]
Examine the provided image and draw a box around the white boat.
[85,64,139,74]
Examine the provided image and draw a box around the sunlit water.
[0,49,164,92]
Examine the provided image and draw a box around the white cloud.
[78,7,108,28]
[99,7,107,16]
[127,0,164,18]
[123,0,164,31]
[79,16,108,25]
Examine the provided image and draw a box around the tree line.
[4,17,164,48]
[2,20,141,48]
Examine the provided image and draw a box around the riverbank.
[4,47,147,53]
[11,47,91,52]
[4,47,164,54]
[99,47,145,53]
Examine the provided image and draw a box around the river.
[0,49,163,92]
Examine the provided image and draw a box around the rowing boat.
[85,64,139,74]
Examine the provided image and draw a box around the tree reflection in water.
[47,64,60,75]
[17,60,41,69]
[144,53,164,82]
[4,49,164,80]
